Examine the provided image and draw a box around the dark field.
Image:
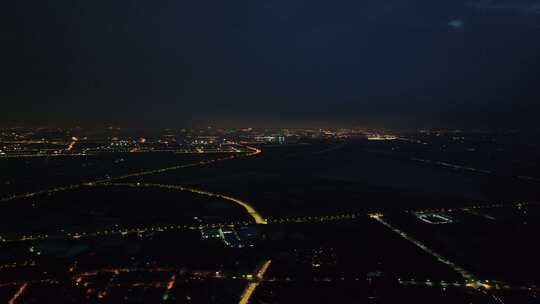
[0,185,251,235]
[1,136,539,303]
[384,204,540,285]
[0,152,237,198]
[260,220,462,282]
[123,140,540,218]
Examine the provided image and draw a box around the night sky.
[3,0,540,128]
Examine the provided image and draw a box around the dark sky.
[3,0,540,128]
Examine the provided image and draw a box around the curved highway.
[98,182,267,224]
[0,145,261,203]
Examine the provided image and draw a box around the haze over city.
[3,0,540,128]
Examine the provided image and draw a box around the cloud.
[448,19,465,30]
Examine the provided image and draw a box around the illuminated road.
[65,138,77,152]
[0,263,533,302]
[369,213,492,290]
[216,193,267,225]
[2,203,531,243]
[239,282,258,304]
[239,260,272,304]
[162,275,176,300]
[0,145,261,203]
[411,158,492,174]
[1,213,364,243]
[0,213,362,243]
[8,282,28,304]
[97,182,267,224]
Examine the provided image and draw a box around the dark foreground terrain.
[1,133,539,303]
